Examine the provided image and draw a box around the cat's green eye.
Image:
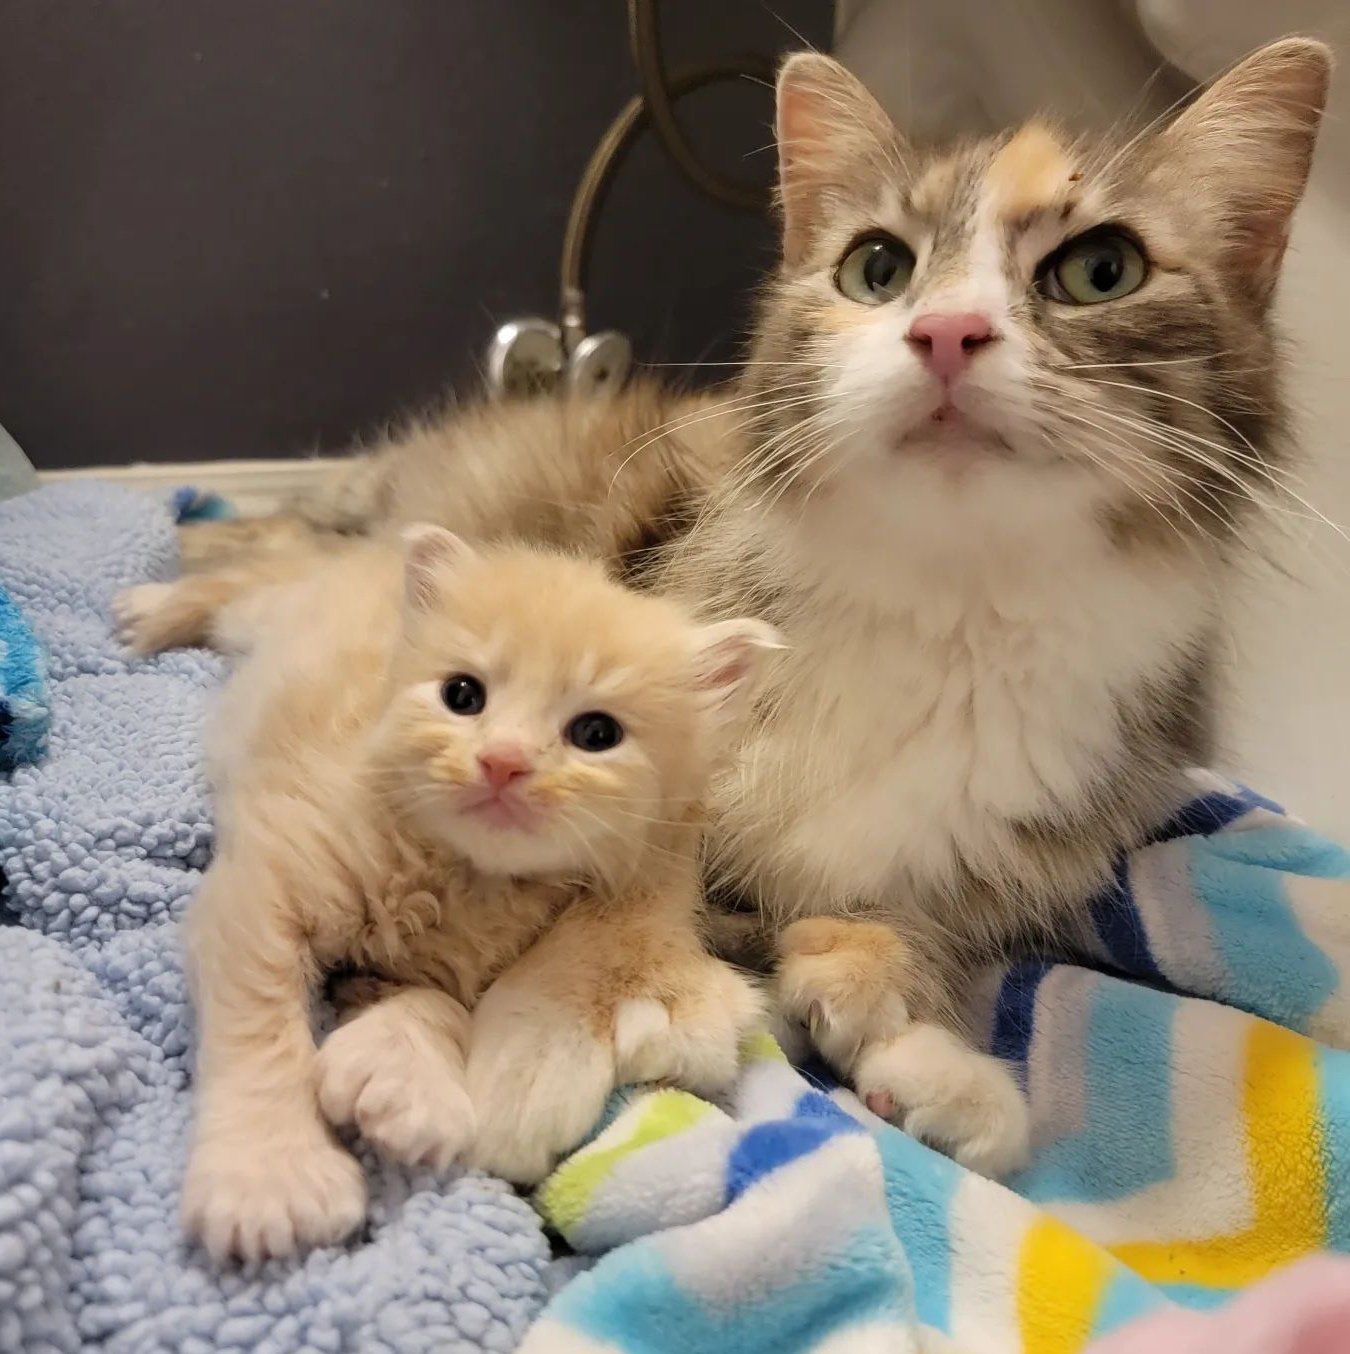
[835,236,915,306]
[1040,229,1148,305]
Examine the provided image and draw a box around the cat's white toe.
[317,1011,474,1171]
[612,962,764,1095]
[182,1130,366,1264]
[854,1022,1030,1179]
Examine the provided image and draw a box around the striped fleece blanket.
[525,777,1350,1353]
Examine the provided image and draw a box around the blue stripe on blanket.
[560,1223,912,1354]
[1019,979,1175,1205]
[726,1097,862,1205]
[1091,856,1164,982]
[1153,787,1282,842]
[1188,840,1337,1032]
[1319,1046,1350,1250]
[875,1125,964,1333]
[1202,822,1350,877]
[1087,787,1282,985]
[992,960,1051,1064]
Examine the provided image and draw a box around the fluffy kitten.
[179,40,1331,1177]
[119,530,771,1262]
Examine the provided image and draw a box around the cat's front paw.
[613,958,764,1094]
[317,1010,475,1172]
[855,1023,1030,1178]
[113,583,179,655]
[776,917,912,1068]
[467,997,615,1185]
[182,1129,366,1264]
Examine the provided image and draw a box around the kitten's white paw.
[776,918,911,1069]
[317,1013,475,1171]
[468,996,615,1185]
[113,582,176,653]
[182,1130,366,1264]
[613,961,764,1094]
[854,1023,1030,1179]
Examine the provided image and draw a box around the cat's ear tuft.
[401,524,476,611]
[692,618,785,711]
[776,53,903,268]
[1158,37,1331,308]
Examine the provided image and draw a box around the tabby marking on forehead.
[985,123,1076,221]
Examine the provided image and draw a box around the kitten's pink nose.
[477,745,533,792]
[906,312,997,384]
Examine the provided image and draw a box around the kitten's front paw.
[613,959,764,1094]
[776,917,912,1068]
[855,1024,1030,1179]
[467,1002,615,1185]
[317,1012,475,1172]
[182,1130,366,1264]
[113,583,178,655]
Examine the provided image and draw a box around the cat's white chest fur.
[720,494,1210,917]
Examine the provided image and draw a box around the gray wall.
[0,2,830,470]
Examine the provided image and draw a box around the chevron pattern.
[525,777,1350,1353]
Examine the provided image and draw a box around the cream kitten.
[118,530,772,1263]
[174,40,1331,1179]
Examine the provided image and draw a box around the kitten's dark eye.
[1039,229,1148,305]
[567,711,624,753]
[441,674,486,716]
[836,236,915,306]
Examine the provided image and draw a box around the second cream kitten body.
[138,534,770,1263]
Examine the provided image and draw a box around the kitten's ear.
[401,524,476,611]
[1157,37,1331,308]
[692,618,784,712]
[776,53,904,268]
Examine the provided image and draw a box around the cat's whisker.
[1051,352,1245,373]
[1071,438,1213,554]
[638,360,819,370]
[1079,401,1349,547]
[607,385,828,495]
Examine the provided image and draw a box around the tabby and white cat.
[184,39,1331,1174]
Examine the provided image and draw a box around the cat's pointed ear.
[401,524,476,611]
[692,618,784,713]
[1157,37,1331,308]
[776,53,905,268]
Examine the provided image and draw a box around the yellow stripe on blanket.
[1111,1021,1325,1290]
[1016,1216,1113,1353]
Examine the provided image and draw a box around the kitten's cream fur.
[176,40,1331,1178]
[120,532,771,1262]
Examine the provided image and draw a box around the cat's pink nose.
[477,745,533,792]
[906,311,997,384]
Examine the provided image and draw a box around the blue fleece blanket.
[0,485,550,1353]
